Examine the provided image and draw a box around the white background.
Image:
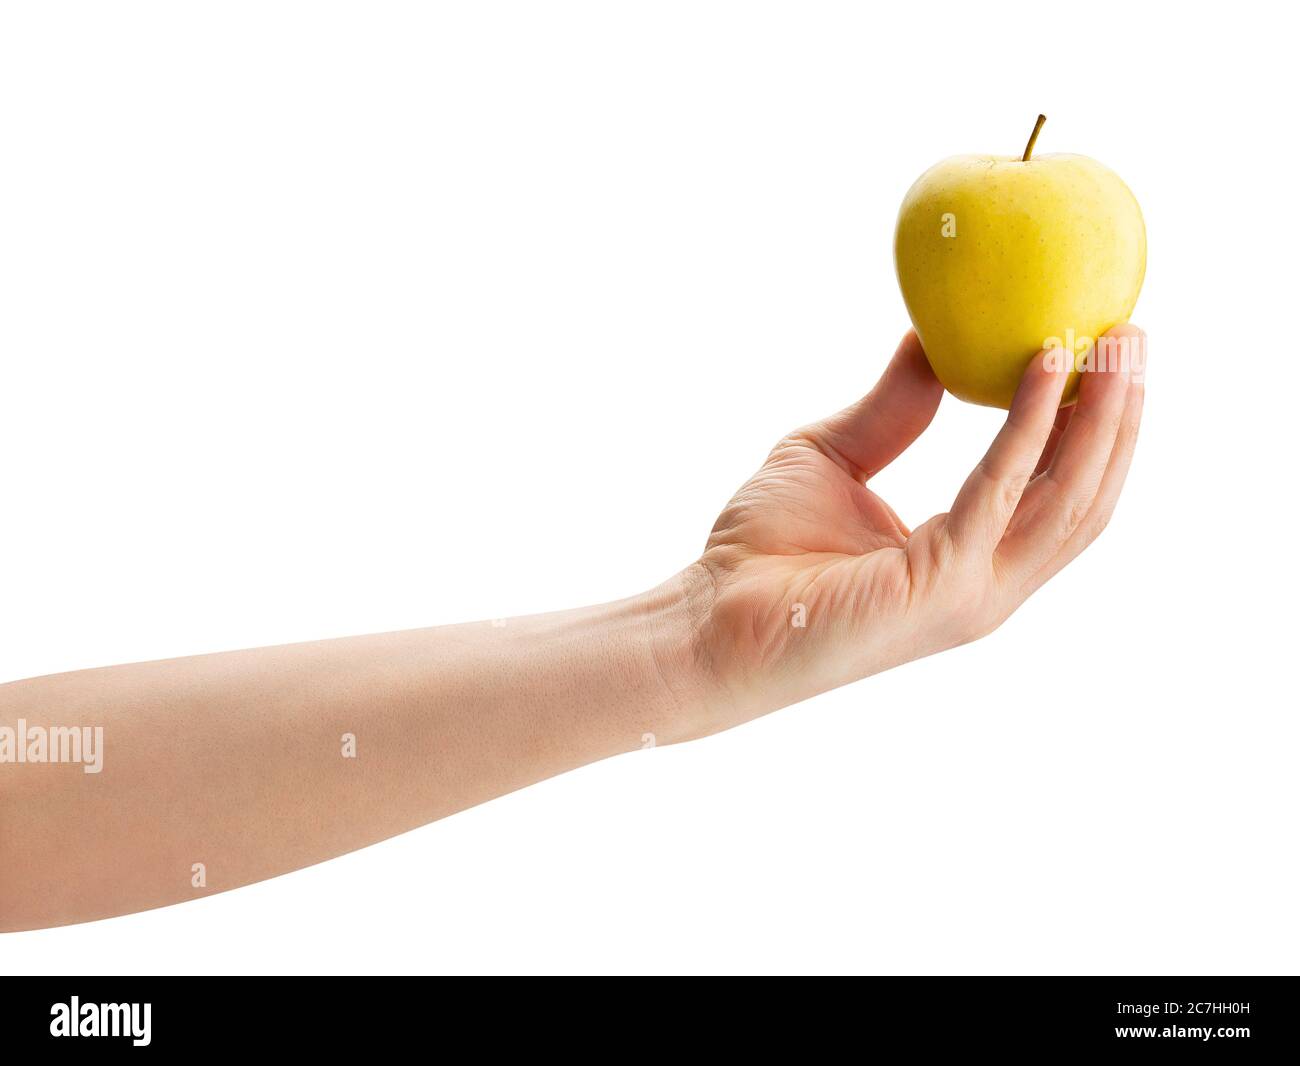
[1,1,1296,975]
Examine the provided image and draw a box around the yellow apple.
[894,116,1146,408]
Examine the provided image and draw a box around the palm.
[699,436,922,712]
[690,336,946,719]
[708,437,912,558]
[688,326,1144,729]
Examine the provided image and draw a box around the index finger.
[946,347,1073,556]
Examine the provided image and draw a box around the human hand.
[680,325,1145,738]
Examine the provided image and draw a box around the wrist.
[633,563,736,745]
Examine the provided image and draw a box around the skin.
[895,153,1146,408]
[0,324,1144,931]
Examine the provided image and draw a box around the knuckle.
[998,476,1027,517]
[956,609,1000,646]
[943,570,1007,645]
[978,458,1029,516]
[1082,501,1117,545]
[1059,491,1093,538]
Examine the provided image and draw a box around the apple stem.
[1021,114,1046,162]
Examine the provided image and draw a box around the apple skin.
[894,153,1146,409]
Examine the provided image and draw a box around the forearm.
[0,574,705,932]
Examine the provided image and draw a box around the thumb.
[801,330,943,480]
